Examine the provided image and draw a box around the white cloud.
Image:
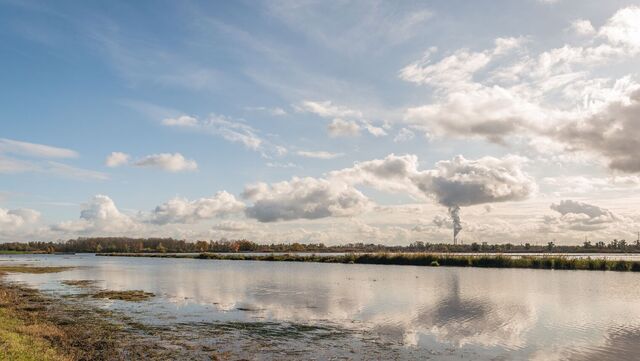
[296,150,344,159]
[147,191,244,224]
[0,157,108,180]
[266,161,297,168]
[598,6,640,49]
[544,200,620,231]
[363,123,387,137]
[245,106,287,116]
[331,153,536,207]
[0,207,40,228]
[328,118,360,137]
[295,100,362,118]
[394,128,415,142]
[400,6,640,172]
[162,115,198,127]
[211,220,253,232]
[105,152,130,167]
[163,114,266,152]
[0,138,78,158]
[52,195,139,234]
[400,48,491,90]
[243,177,371,222]
[133,153,198,172]
[571,19,595,36]
[295,100,388,138]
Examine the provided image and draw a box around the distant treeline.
[1,237,640,254]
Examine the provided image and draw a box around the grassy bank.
[0,266,73,361]
[97,252,640,272]
[0,266,186,360]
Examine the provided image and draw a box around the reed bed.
[97,252,640,272]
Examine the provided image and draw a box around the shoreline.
[0,266,193,360]
[95,252,640,272]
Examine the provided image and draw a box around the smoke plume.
[448,206,463,241]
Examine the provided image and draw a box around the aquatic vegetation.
[60,280,97,288]
[92,290,155,302]
[96,252,640,272]
[0,266,73,275]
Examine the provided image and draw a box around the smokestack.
[448,206,462,245]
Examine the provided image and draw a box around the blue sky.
[2,0,640,244]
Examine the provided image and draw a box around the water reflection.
[2,254,640,360]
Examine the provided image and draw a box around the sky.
[2,0,640,245]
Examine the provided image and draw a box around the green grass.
[0,250,31,254]
[0,306,70,361]
[0,266,73,274]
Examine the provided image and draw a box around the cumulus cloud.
[555,89,640,172]
[419,155,535,207]
[105,152,130,167]
[331,154,535,207]
[147,191,245,224]
[296,150,344,159]
[598,6,640,49]
[133,153,198,172]
[243,177,371,222]
[295,100,388,138]
[328,118,360,137]
[0,207,40,228]
[571,19,595,36]
[400,6,640,172]
[544,200,620,231]
[52,195,139,234]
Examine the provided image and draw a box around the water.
[2,253,640,360]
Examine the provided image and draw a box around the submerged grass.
[97,252,640,272]
[92,290,155,302]
[0,266,73,274]
[60,280,97,288]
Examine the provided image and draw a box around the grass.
[92,290,155,302]
[98,252,640,272]
[0,276,187,359]
[0,266,73,275]
[0,250,31,255]
[0,308,70,361]
[60,280,97,288]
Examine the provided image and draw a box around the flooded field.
[2,253,640,360]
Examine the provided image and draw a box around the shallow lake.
[2,253,640,360]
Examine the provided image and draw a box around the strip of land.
[97,252,640,272]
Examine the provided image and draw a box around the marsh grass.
[0,266,73,275]
[60,280,97,288]
[176,252,640,272]
[92,290,155,302]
